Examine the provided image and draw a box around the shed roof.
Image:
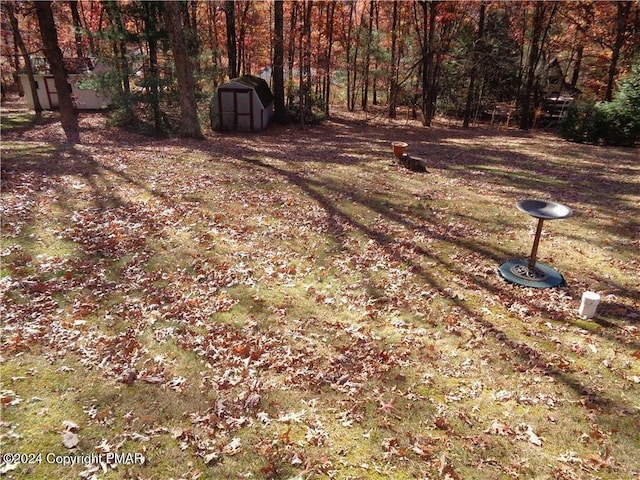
[226,75,274,108]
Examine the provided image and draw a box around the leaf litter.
[0,107,639,479]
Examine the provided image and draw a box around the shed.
[18,57,110,110]
[211,75,274,132]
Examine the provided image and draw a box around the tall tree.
[519,1,557,130]
[273,0,287,123]
[564,2,594,90]
[104,0,133,122]
[287,1,298,85]
[34,0,80,143]
[322,1,336,116]
[143,1,163,133]
[463,1,486,128]
[164,0,203,138]
[419,0,438,126]
[5,1,43,119]
[206,1,224,85]
[361,0,375,110]
[236,1,253,75]
[388,0,399,119]
[187,0,201,75]
[224,0,237,79]
[68,0,84,58]
[605,1,632,102]
[344,1,359,111]
[297,0,313,126]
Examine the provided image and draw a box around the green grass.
[1,108,639,479]
[0,113,39,132]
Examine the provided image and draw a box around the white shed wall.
[18,74,109,110]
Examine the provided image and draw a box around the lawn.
[1,101,639,480]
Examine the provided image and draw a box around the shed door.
[45,77,58,108]
[218,87,254,131]
[235,91,252,131]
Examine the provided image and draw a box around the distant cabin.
[18,57,110,111]
[211,75,274,132]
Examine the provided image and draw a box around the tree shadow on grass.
[240,117,640,262]
[232,154,638,414]
[4,109,637,416]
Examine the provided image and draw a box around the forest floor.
[1,96,639,480]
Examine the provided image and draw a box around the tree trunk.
[420,0,438,127]
[11,27,24,96]
[237,2,251,76]
[144,1,161,133]
[372,2,380,106]
[361,0,374,111]
[570,3,592,90]
[188,0,201,75]
[389,1,399,119]
[519,2,557,130]
[34,1,80,144]
[207,2,224,85]
[345,1,356,111]
[323,1,336,116]
[6,1,43,119]
[463,1,485,128]
[105,0,133,121]
[287,1,297,86]
[605,1,631,102]
[273,0,287,123]
[519,4,541,130]
[68,0,84,58]
[164,1,203,138]
[298,0,313,127]
[570,44,583,89]
[224,0,237,79]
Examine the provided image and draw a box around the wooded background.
[1,1,639,140]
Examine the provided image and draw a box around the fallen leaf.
[129,432,150,442]
[62,420,79,431]
[62,430,79,448]
[486,419,514,436]
[0,463,18,474]
[118,368,138,385]
[244,392,261,410]
[203,451,220,465]
[439,453,460,480]
[435,416,451,431]
[586,451,615,470]
[222,437,242,455]
[518,424,543,446]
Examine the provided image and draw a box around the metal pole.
[528,218,545,270]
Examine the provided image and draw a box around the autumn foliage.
[1,0,639,135]
[0,2,639,479]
